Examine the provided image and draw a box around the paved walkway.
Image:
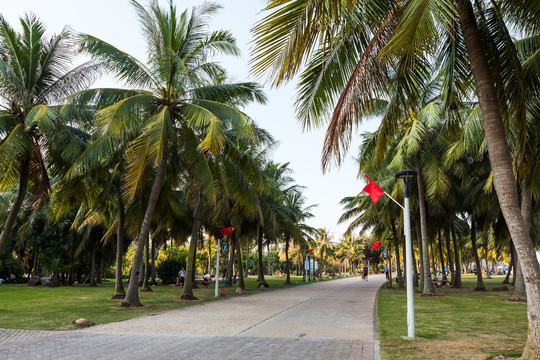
[0,275,385,360]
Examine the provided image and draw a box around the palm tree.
[0,14,97,253]
[77,1,265,306]
[251,2,540,355]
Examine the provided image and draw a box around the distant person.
[362,265,369,281]
[0,277,4,284]
[384,265,389,280]
[233,275,238,284]
[178,268,186,286]
[204,273,211,282]
[10,273,15,283]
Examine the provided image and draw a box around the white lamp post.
[395,169,417,339]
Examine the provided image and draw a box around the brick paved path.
[0,275,385,359]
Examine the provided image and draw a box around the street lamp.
[395,169,417,339]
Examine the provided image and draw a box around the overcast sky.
[3,0,380,241]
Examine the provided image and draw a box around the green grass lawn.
[377,274,528,360]
[0,275,333,330]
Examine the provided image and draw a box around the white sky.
[2,0,380,240]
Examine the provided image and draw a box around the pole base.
[402,336,416,340]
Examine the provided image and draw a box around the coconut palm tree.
[77,1,266,307]
[0,14,98,253]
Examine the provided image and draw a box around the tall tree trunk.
[503,245,514,284]
[451,223,462,288]
[470,219,485,291]
[112,191,126,299]
[246,240,249,276]
[284,238,291,284]
[457,1,540,356]
[235,232,245,290]
[181,186,202,300]
[429,240,438,278]
[416,215,424,290]
[151,237,156,285]
[511,188,532,301]
[445,222,455,285]
[417,170,436,295]
[267,241,271,275]
[0,154,30,254]
[483,234,491,279]
[257,227,268,287]
[391,219,404,289]
[90,245,97,287]
[226,233,236,286]
[122,142,168,307]
[141,233,152,292]
[411,244,419,287]
[437,230,447,281]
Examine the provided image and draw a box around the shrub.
[156,247,187,285]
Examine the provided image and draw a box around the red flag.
[363,175,384,204]
[370,240,382,250]
[219,227,237,236]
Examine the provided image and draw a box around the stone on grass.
[259,284,265,290]
[293,281,298,285]
[219,289,229,297]
[75,318,92,326]
[235,287,243,295]
[315,278,319,282]
[28,275,41,286]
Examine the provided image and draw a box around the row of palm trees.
[250,0,539,358]
[0,1,320,308]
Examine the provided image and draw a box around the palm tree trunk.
[511,188,531,301]
[438,230,447,281]
[417,170,436,295]
[430,240,437,278]
[457,1,540,356]
[267,241,271,275]
[141,233,152,292]
[122,142,168,307]
[112,191,126,299]
[451,223,462,288]
[0,154,30,254]
[246,240,249,276]
[411,244,419,287]
[181,186,202,300]
[470,219,485,291]
[391,219,404,289]
[503,245,513,284]
[226,233,236,286]
[284,238,291,284]
[257,227,269,287]
[90,245,97,287]
[235,233,245,290]
[416,215,424,289]
[483,235,491,279]
[151,237,156,285]
[445,222,455,285]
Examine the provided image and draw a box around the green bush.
[156,247,187,284]
[0,255,24,283]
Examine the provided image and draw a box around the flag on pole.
[362,175,384,204]
[370,240,382,250]
[307,248,314,253]
[218,226,237,236]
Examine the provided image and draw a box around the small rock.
[293,281,298,285]
[235,287,243,295]
[75,318,92,326]
[41,280,55,287]
[259,284,265,289]
[219,289,229,297]
[315,278,319,282]
[28,275,41,286]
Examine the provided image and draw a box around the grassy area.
[377,275,528,360]
[0,275,332,330]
